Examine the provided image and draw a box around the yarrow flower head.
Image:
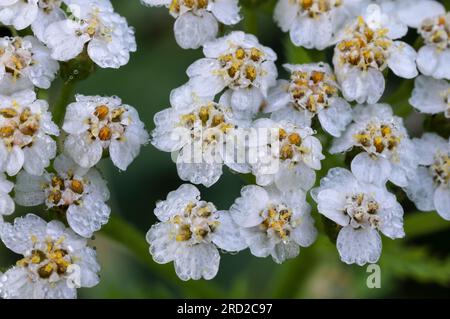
[63,94,148,171]
[0,172,14,221]
[14,154,110,238]
[146,184,246,281]
[249,117,324,192]
[152,85,250,187]
[405,133,450,220]
[0,214,100,299]
[274,0,368,50]
[416,12,450,79]
[141,0,241,49]
[409,75,450,118]
[0,0,39,31]
[330,103,418,187]
[266,62,352,137]
[229,185,317,264]
[333,4,418,104]
[44,0,136,68]
[186,31,278,117]
[0,89,59,176]
[376,0,445,31]
[0,36,59,95]
[312,167,404,265]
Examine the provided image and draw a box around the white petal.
[396,0,445,28]
[336,226,382,266]
[66,195,111,238]
[0,213,47,254]
[291,15,333,50]
[230,87,264,117]
[351,152,391,186]
[318,97,352,137]
[229,185,268,227]
[5,146,24,176]
[154,184,200,222]
[291,211,318,247]
[388,41,418,79]
[210,211,247,252]
[275,162,316,192]
[210,0,241,25]
[110,126,148,171]
[416,45,439,78]
[378,200,404,239]
[64,134,103,168]
[174,243,220,280]
[317,189,350,226]
[241,227,275,258]
[146,222,178,264]
[174,11,218,49]
[404,167,436,212]
[434,186,450,221]
[413,133,448,166]
[271,242,300,264]
[410,75,448,115]
[273,0,298,32]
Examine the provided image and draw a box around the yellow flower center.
[218,46,265,88]
[353,121,401,156]
[337,17,392,71]
[260,204,296,241]
[345,193,380,229]
[289,68,338,113]
[16,237,72,279]
[431,153,450,187]
[419,14,450,51]
[169,0,209,15]
[0,104,41,150]
[297,0,342,17]
[170,202,219,243]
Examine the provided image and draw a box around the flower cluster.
[0,0,447,299]
[0,0,148,298]
[146,0,450,281]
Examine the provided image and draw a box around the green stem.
[53,81,76,126]
[101,215,225,298]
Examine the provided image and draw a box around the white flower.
[44,0,136,68]
[266,62,352,137]
[274,0,368,50]
[0,172,14,221]
[142,0,241,49]
[146,184,246,281]
[152,84,250,187]
[14,154,110,238]
[0,89,59,176]
[0,0,38,30]
[333,4,418,104]
[186,31,278,117]
[63,94,148,170]
[229,185,317,264]
[405,133,450,220]
[249,117,324,192]
[376,0,445,30]
[312,167,404,265]
[0,36,59,95]
[330,103,418,187]
[416,12,450,80]
[32,0,67,42]
[0,214,100,299]
[409,75,450,118]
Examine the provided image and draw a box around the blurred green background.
[2,0,450,298]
